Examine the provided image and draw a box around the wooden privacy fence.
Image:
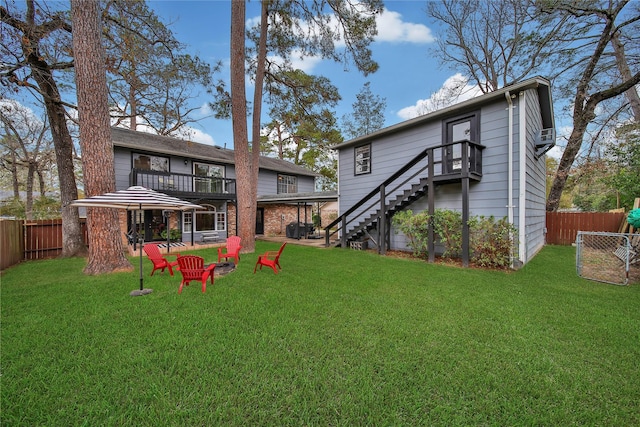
[546,212,627,246]
[1,219,88,270]
[1,219,24,270]
[0,213,630,270]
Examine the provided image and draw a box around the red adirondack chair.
[143,244,179,276]
[218,236,242,264]
[254,242,287,274]
[176,255,215,294]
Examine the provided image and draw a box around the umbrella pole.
[165,210,171,253]
[139,233,143,291]
[139,206,144,290]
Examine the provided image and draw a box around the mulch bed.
[379,250,511,271]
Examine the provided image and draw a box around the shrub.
[392,210,430,258]
[393,209,517,269]
[432,209,462,258]
[160,228,182,241]
[469,216,518,269]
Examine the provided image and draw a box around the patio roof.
[257,191,337,204]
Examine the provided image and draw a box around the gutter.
[505,91,515,265]
[518,91,527,264]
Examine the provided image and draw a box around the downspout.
[518,91,527,265]
[505,91,515,266]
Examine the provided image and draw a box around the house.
[111,127,336,245]
[329,76,556,267]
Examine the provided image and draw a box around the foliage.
[261,69,342,190]
[160,228,182,242]
[222,0,383,252]
[603,122,640,210]
[0,195,60,219]
[569,159,618,211]
[1,0,86,256]
[0,100,56,205]
[102,0,219,135]
[426,0,640,211]
[426,0,571,92]
[393,209,517,267]
[432,209,463,258]
[2,244,640,425]
[392,210,430,258]
[341,81,387,139]
[469,215,518,268]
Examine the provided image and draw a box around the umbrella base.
[130,288,153,296]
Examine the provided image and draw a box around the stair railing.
[325,146,432,247]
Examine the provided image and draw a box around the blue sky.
[146,0,463,148]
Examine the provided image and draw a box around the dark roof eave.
[257,191,338,204]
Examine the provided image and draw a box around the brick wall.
[262,204,313,236]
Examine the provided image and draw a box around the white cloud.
[375,9,435,43]
[181,128,216,146]
[267,50,323,74]
[199,102,212,117]
[245,5,434,75]
[397,74,483,120]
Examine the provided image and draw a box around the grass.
[2,242,640,426]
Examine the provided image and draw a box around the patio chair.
[176,255,215,294]
[254,242,287,274]
[143,243,180,276]
[218,236,242,264]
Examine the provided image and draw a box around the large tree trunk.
[12,0,86,256]
[25,161,34,220]
[35,75,86,257]
[546,117,592,211]
[244,0,270,254]
[71,0,131,274]
[611,31,640,121]
[230,0,254,251]
[546,1,640,211]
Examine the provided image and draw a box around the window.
[133,153,168,172]
[194,163,225,193]
[277,174,297,194]
[184,204,227,232]
[355,144,371,175]
[183,212,192,233]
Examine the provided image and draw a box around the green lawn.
[2,243,639,425]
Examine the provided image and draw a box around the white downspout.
[518,91,527,264]
[505,92,515,250]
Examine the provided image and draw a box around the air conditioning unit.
[535,128,556,159]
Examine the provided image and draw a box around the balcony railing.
[130,169,237,200]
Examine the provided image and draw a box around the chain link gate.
[576,231,640,285]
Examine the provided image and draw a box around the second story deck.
[130,169,237,201]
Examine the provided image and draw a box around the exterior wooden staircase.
[325,140,484,264]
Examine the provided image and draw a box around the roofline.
[110,127,319,177]
[333,76,553,150]
[112,130,233,165]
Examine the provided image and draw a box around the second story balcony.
[130,169,237,201]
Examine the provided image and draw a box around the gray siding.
[522,88,547,263]
[256,169,314,196]
[114,148,132,190]
[114,146,314,197]
[337,86,550,265]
